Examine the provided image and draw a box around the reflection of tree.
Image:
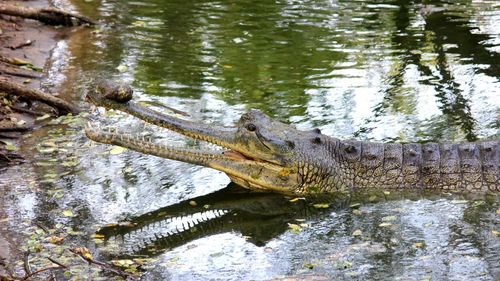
[353,0,419,140]
[415,46,477,141]
[59,1,129,98]
[420,10,500,140]
[425,10,500,78]
[355,1,498,142]
[74,0,497,139]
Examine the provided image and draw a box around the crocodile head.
[217,109,319,193]
[85,82,337,194]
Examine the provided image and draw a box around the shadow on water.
[91,182,500,280]
[95,183,352,258]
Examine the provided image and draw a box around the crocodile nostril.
[246,123,257,132]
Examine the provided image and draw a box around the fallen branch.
[10,105,47,116]
[19,266,62,281]
[46,258,67,269]
[0,67,43,79]
[0,79,79,115]
[0,126,32,133]
[0,55,29,65]
[0,55,44,79]
[10,40,34,50]
[35,223,49,234]
[69,248,136,280]
[0,4,95,26]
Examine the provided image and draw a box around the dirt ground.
[1,0,61,85]
[0,0,85,162]
[0,0,78,276]
[0,1,55,157]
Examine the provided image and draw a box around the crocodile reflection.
[96,183,353,258]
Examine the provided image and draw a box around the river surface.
[1,0,499,280]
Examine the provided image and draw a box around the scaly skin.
[85,82,499,194]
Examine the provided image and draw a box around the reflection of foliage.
[210,1,346,117]
[354,1,498,141]
[127,0,350,118]
[91,0,498,141]
[414,115,467,142]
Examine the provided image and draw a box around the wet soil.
[0,0,82,156]
[0,0,75,276]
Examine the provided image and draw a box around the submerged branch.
[19,266,62,281]
[69,248,137,280]
[22,252,31,277]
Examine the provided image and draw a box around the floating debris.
[109,146,126,154]
[352,229,362,236]
[312,203,330,209]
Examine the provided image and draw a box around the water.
[1,0,499,280]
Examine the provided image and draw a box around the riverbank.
[0,0,89,167]
[0,0,88,277]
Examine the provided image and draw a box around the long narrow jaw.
[85,82,298,193]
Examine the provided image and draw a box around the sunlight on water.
[72,0,500,142]
[1,0,499,280]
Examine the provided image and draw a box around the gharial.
[85,81,499,195]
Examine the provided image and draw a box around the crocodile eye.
[246,123,257,132]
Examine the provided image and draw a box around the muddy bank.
[0,1,59,167]
[0,0,91,278]
[0,0,89,167]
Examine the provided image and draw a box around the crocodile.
[85,81,499,194]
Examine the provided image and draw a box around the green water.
[1,0,499,280]
[73,0,500,141]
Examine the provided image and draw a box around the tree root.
[0,79,79,115]
[0,132,22,139]
[0,149,23,165]
[0,4,95,26]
